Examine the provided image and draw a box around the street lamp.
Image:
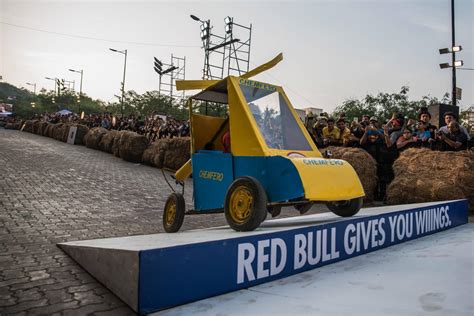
[438,0,462,106]
[69,68,83,112]
[26,82,36,96]
[45,77,58,95]
[190,14,211,79]
[109,48,127,117]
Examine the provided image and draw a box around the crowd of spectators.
[24,111,190,143]
[305,107,472,201]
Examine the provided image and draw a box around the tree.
[333,86,450,122]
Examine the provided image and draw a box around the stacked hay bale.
[326,146,378,202]
[84,127,108,149]
[387,148,474,210]
[99,130,118,153]
[118,131,148,163]
[59,124,71,142]
[72,124,89,145]
[45,123,55,138]
[39,122,49,136]
[163,137,190,171]
[112,132,124,157]
[142,139,170,168]
[52,123,65,140]
[22,120,34,133]
[32,120,42,134]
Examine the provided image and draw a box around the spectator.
[361,115,370,124]
[418,107,437,139]
[438,121,468,151]
[369,116,380,129]
[414,121,432,147]
[438,112,470,140]
[101,115,111,129]
[396,128,417,151]
[387,113,405,144]
[336,118,351,146]
[360,123,397,200]
[348,120,367,147]
[311,116,327,147]
[322,118,340,146]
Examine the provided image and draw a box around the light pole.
[110,48,127,117]
[26,82,36,96]
[190,14,211,79]
[69,68,83,113]
[45,77,57,94]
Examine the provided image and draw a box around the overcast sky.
[0,0,472,112]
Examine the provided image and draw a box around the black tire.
[268,205,282,218]
[294,202,313,215]
[225,176,267,231]
[326,197,363,217]
[163,193,185,233]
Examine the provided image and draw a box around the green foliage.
[0,82,189,120]
[332,86,451,122]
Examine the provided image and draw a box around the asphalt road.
[0,129,328,315]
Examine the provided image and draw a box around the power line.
[0,21,200,48]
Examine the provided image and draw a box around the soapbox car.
[162,53,365,233]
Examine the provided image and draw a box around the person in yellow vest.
[336,118,351,146]
[322,118,340,146]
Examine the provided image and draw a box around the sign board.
[67,126,77,144]
[456,87,462,100]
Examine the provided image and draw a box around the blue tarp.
[56,109,73,116]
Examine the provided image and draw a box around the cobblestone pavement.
[0,129,330,315]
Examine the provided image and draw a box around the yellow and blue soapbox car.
[163,53,365,232]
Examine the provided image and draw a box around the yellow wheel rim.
[229,186,253,224]
[165,199,177,227]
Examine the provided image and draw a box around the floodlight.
[153,57,162,66]
[200,30,209,40]
[224,16,232,25]
[452,46,462,52]
[225,24,232,34]
[439,48,450,54]
[162,66,178,75]
[190,15,201,22]
[453,60,464,67]
[439,63,450,69]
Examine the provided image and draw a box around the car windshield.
[239,80,312,151]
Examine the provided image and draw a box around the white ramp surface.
[156,224,474,316]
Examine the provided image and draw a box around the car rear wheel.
[163,193,185,233]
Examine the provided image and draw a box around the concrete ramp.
[58,200,469,314]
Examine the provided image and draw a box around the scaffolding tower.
[197,16,252,80]
[154,55,186,103]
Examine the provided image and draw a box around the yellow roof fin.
[241,53,283,79]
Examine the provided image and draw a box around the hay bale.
[52,123,65,140]
[118,131,148,163]
[112,132,123,157]
[54,124,70,142]
[84,127,109,149]
[163,137,190,171]
[387,148,474,210]
[45,123,55,138]
[71,124,89,145]
[38,122,49,136]
[4,123,15,129]
[22,120,34,133]
[142,139,170,168]
[326,146,378,202]
[99,130,118,153]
